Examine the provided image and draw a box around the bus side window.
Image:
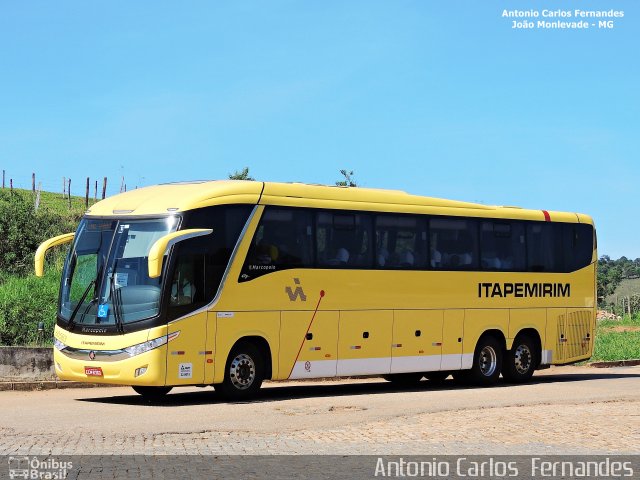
[527,223,564,272]
[564,223,594,272]
[480,221,525,271]
[375,214,427,269]
[430,218,478,270]
[240,207,313,280]
[317,211,372,268]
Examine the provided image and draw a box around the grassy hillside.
[605,278,640,304]
[0,189,85,345]
[19,187,100,215]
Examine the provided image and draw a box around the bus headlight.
[54,338,66,351]
[124,331,180,357]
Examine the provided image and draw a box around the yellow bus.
[36,181,596,400]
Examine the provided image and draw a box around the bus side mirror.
[35,233,75,277]
[148,229,213,278]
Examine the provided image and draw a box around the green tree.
[228,167,255,181]
[335,169,357,187]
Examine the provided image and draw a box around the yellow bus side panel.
[390,310,443,373]
[166,312,206,385]
[442,310,464,370]
[337,310,393,376]
[204,311,217,384]
[281,311,339,379]
[508,309,547,349]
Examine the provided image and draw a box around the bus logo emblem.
[88,351,96,360]
[285,278,307,302]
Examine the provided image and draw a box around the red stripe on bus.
[542,210,551,222]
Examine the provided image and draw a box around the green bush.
[0,267,61,346]
[0,189,81,345]
[0,190,79,277]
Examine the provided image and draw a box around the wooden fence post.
[102,177,107,199]
[35,182,42,211]
[94,180,98,202]
[85,177,90,208]
[63,177,66,198]
[32,172,35,193]
[2,170,5,189]
[68,178,71,208]
[10,178,13,193]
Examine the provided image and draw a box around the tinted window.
[564,223,594,271]
[375,215,427,269]
[317,211,372,268]
[168,205,252,319]
[430,218,478,270]
[526,223,563,272]
[480,221,525,271]
[240,207,313,281]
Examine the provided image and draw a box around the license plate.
[84,367,103,377]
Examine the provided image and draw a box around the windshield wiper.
[77,262,105,326]
[110,272,124,333]
[67,280,96,332]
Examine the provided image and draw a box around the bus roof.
[85,180,592,224]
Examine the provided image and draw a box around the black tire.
[132,386,172,400]
[502,334,538,383]
[468,336,503,386]
[424,372,449,383]
[217,342,265,400]
[382,373,424,385]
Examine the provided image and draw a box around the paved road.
[0,365,638,455]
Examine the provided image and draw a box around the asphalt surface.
[1,365,638,455]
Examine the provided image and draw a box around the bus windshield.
[59,217,178,328]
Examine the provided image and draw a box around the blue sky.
[0,1,638,258]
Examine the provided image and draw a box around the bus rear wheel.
[217,342,265,400]
[468,336,503,386]
[132,386,172,400]
[502,335,537,383]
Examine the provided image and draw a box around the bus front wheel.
[217,342,265,400]
[468,336,503,386]
[502,335,537,383]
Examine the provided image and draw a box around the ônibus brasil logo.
[8,456,73,479]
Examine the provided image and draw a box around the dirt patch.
[603,326,640,333]
[328,405,367,412]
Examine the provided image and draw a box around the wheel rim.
[514,344,532,374]
[229,354,256,390]
[478,345,497,377]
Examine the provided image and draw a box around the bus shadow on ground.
[77,370,639,407]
